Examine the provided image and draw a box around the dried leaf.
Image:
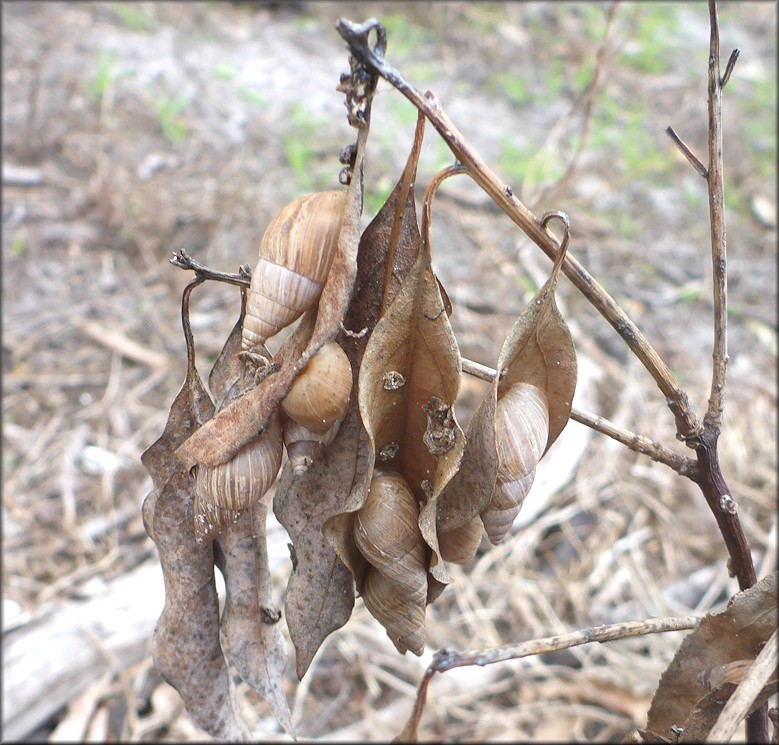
[678,678,778,742]
[293,113,429,662]
[435,390,498,535]
[357,163,465,593]
[273,399,371,679]
[646,571,777,739]
[141,376,249,741]
[215,503,294,736]
[209,312,245,401]
[495,246,577,452]
[437,221,577,545]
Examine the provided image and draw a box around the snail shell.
[438,516,483,564]
[242,191,347,352]
[282,416,341,476]
[353,470,428,656]
[281,341,352,434]
[361,565,426,656]
[195,408,283,512]
[480,382,549,545]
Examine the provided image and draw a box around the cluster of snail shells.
[196,191,351,516]
[480,381,549,545]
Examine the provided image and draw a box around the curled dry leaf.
[645,570,777,741]
[437,215,577,546]
[214,503,294,737]
[346,161,465,654]
[141,372,249,740]
[277,112,428,676]
[273,399,369,680]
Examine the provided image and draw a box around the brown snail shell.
[282,416,341,476]
[438,516,483,564]
[281,341,352,435]
[353,470,428,656]
[480,382,549,545]
[361,565,426,656]
[195,408,283,512]
[242,190,347,352]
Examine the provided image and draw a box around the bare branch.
[666,126,709,179]
[720,48,740,88]
[704,0,729,437]
[569,408,699,479]
[170,249,252,288]
[398,616,699,741]
[704,11,764,740]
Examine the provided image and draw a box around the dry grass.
[3,2,776,741]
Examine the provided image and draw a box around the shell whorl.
[281,341,352,435]
[242,190,347,352]
[353,470,428,656]
[438,516,483,564]
[195,408,283,512]
[282,417,341,476]
[480,382,549,545]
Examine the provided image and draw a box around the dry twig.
[398,616,700,742]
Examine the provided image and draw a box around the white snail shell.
[353,470,428,656]
[195,408,283,512]
[281,341,352,435]
[282,416,341,476]
[242,191,347,352]
[480,382,549,545]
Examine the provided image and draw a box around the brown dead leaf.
[273,399,370,680]
[494,219,577,453]
[214,502,294,736]
[355,175,465,603]
[208,308,245,407]
[678,679,778,742]
[435,386,498,535]
[141,373,248,740]
[646,570,777,739]
[437,215,577,547]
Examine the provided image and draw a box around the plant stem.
[704,0,730,435]
[397,616,699,741]
[696,24,763,741]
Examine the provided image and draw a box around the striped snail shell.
[195,408,283,512]
[282,416,341,476]
[438,516,483,564]
[242,190,347,352]
[480,382,549,545]
[281,341,352,435]
[353,470,428,656]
